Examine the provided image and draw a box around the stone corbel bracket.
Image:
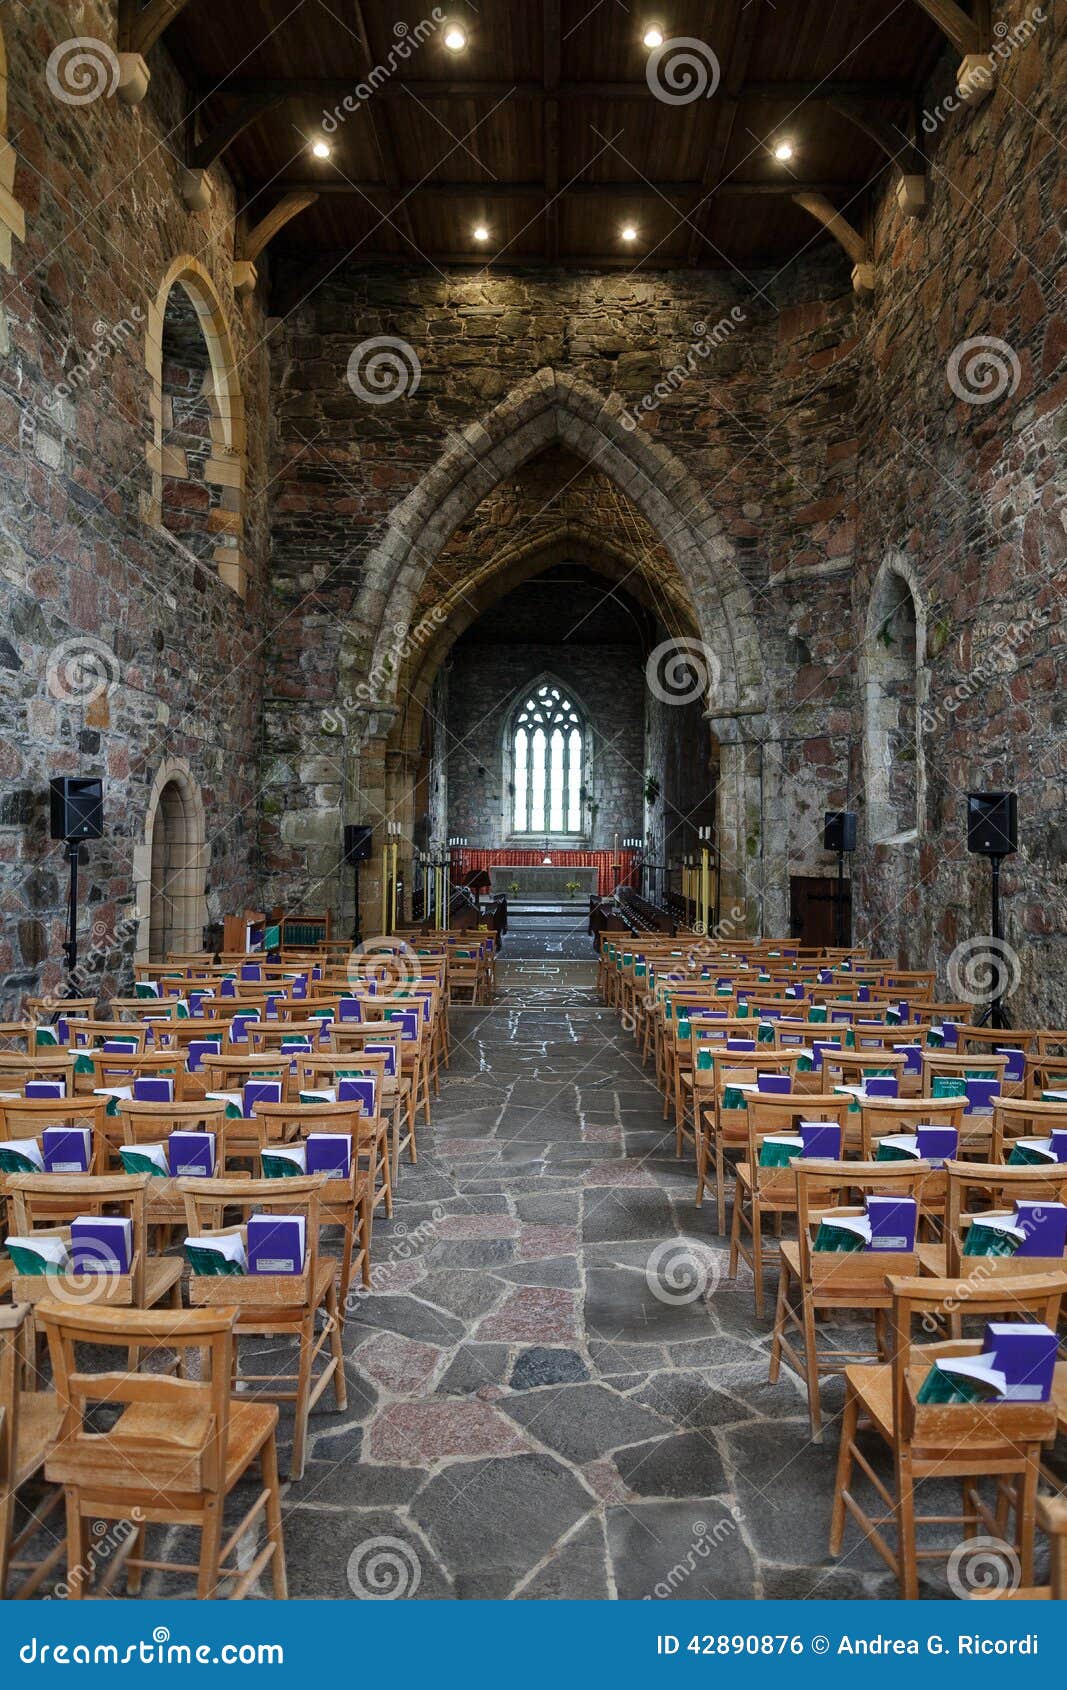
[912,0,996,107]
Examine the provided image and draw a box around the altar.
[454,848,637,899]
[489,864,598,900]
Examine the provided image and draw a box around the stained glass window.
[511,684,584,835]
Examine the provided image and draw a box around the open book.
[185,1230,248,1275]
[917,1352,1006,1404]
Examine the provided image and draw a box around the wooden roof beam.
[687,0,764,265]
[827,96,927,217]
[349,0,421,260]
[189,95,286,171]
[792,191,874,296]
[196,77,912,104]
[121,0,193,57]
[911,0,996,105]
[543,0,561,264]
[268,178,860,199]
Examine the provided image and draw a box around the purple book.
[866,1195,917,1253]
[240,963,262,982]
[756,1072,791,1095]
[229,1014,258,1044]
[186,1040,221,1072]
[942,1022,959,1047]
[899,1044,924,1076]
[337,1077,376,1113]
[306,1134,352,1177]
[985,1322,1057,1401]
[365,1042,397,1077]
[725,1039,757,1053]
[56,1018,70,1043]
[338,997,362,1022]
[812,1041,843,1070]
[220,977,236,998]
[311,966,323,981]
[42,1126,91,1173]
[243,1080,283,1114]
[915,1125,958,1166]
[25,1079,65,1099]
[168,1131,215,1178]
[291,977,307,1000]
[857,985,870,1003]
[819,969,833,985]
[995,1047,1026,1084]
[1051,1130,1067,1164]
[134,1077,174,1103]
[865,1076,899,1099]
[965,1077,1001,1114]
[71,1215,132,1274]
[247,1214,306,1275]
[102,1040,138,1055]
[387,1009,420,1041]
[1014,1200,1067,1258]
[801,1122,842,1159]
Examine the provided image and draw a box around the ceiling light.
[444,23,467,50]
[643,25,665,48]
[773,140,794,162]
[472,224,489,243]
[311,138,332,159]
[621,224,638,243]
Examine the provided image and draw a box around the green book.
[119,1145,169,1178]
[262,1147,306,1178]
[814,1213,870,1253]
[0,1141,44,1174]
[35,1026,60,1047]
[759,1135,802,1168]
[185,1235,247,1275]
[963,1213,1023,1257]
[722,1085,745,1111]
[5,1235,69,1275]
[916,1356,1004,1404]
[932,1076,967,1099]
[807,1006,828,1024]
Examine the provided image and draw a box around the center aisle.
[273,967,896,1601]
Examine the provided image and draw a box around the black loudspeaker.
[49,777,103,841]
[343,824,373,864]
[967,791,1017,857]
[823,810,857,854]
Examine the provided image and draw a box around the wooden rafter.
[121,0,193,57]
[239,193,319,265]
[350,0,419,259]
[827,96,925,178]
[687,0,764,265]
[543,0,561,264]
[910,0,983,56]
[270,178,858,200]
[791,190,872,291]
[190,95,286,171]
[197,77,912,105]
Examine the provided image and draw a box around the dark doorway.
[790,875,851,949]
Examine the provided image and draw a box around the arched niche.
[145,258,247,595]
[133,759,208,963]
[862,553,926,845]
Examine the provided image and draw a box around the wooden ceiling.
[158,0,950,271]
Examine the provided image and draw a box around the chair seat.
[916,1243,947,1276]
[47,1398,278,1495]
[145,1258,184,1305]
[844,1362,894,1441]
[15,1391,63,1486]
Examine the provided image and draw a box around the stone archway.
[144,257,247,595]
[338,371,775,938]
[133,759,208,963]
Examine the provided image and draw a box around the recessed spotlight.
[444,23,467,51]
[621,224,638,243]
[773,140,794,162]
[472,224,489,243]
[311,138,332,160]
[643,25,665,49]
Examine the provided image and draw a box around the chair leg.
[768,1261,787,1381]
[896,1457,918,1601]
[328,1281,347,1411]
[715,1139,726,1237]
[64,1489,88,1599]
[0,1486,12,1600]
[360,1185,374,1289]
[262,1431,288,1600]
[829,1388,859,1555]
[290,1314,314,1482]
[801,1290,821,1440]
[126,1516,148,1595]
[728,1184,741,1279]
[196,1497,225,1599]
[750,1203,765,1320]
[1017,1456,1041,1585]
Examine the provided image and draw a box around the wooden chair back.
[0,1052,77,1094]
[68,1021,148,1054]
[37,1301,236,1496]
[794,1160,935,1291]
[0,1097,108,1173]
[942,1160,1067,1277]
[858,1096,966,1159]
[5,1173,151,1303]
[991,1098,1067,1162]
[179,1175,324,1308]
[744,1092,854,1195]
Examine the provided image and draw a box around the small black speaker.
[823,810,857,854]
[49,777,103,841]
[343,824,373,864]
[967,791,1017,857]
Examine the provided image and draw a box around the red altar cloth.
[451,848,637,899]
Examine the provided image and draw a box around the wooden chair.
[116,1100,230,1231]
[0,1096,108,1174]
[332,1023,415,1176]
[769,1160,937,1438]
[695,1050,800,1232]
[0,1023,35,1054]
[203,1053,294,1105]
[252,1100,375,1298]
[296,1055,393,1210]
[179,1176,346,1480]
[0,1051,78,1097]
[37,1301,287,1599]
[917,1161,1067,1286]
[0,1303,63,1598]
[830,1271,1067,1599]
[992,1097,1067,1163]
[729,1092,853,1316]
[4,1173,183,1320]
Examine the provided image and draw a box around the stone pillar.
[706,707,786,939]
[345,704,398,943]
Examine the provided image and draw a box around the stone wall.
[0,4,269,1010]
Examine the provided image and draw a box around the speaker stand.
[834,849,851,947]
[989,854,1006,1030]
[350,861,363,948]
[62,839,81,992]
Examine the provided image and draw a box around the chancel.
[0,0,1065,1622]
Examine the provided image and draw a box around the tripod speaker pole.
[63,839,81,988]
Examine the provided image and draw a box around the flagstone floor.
[261,970,916,1602]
